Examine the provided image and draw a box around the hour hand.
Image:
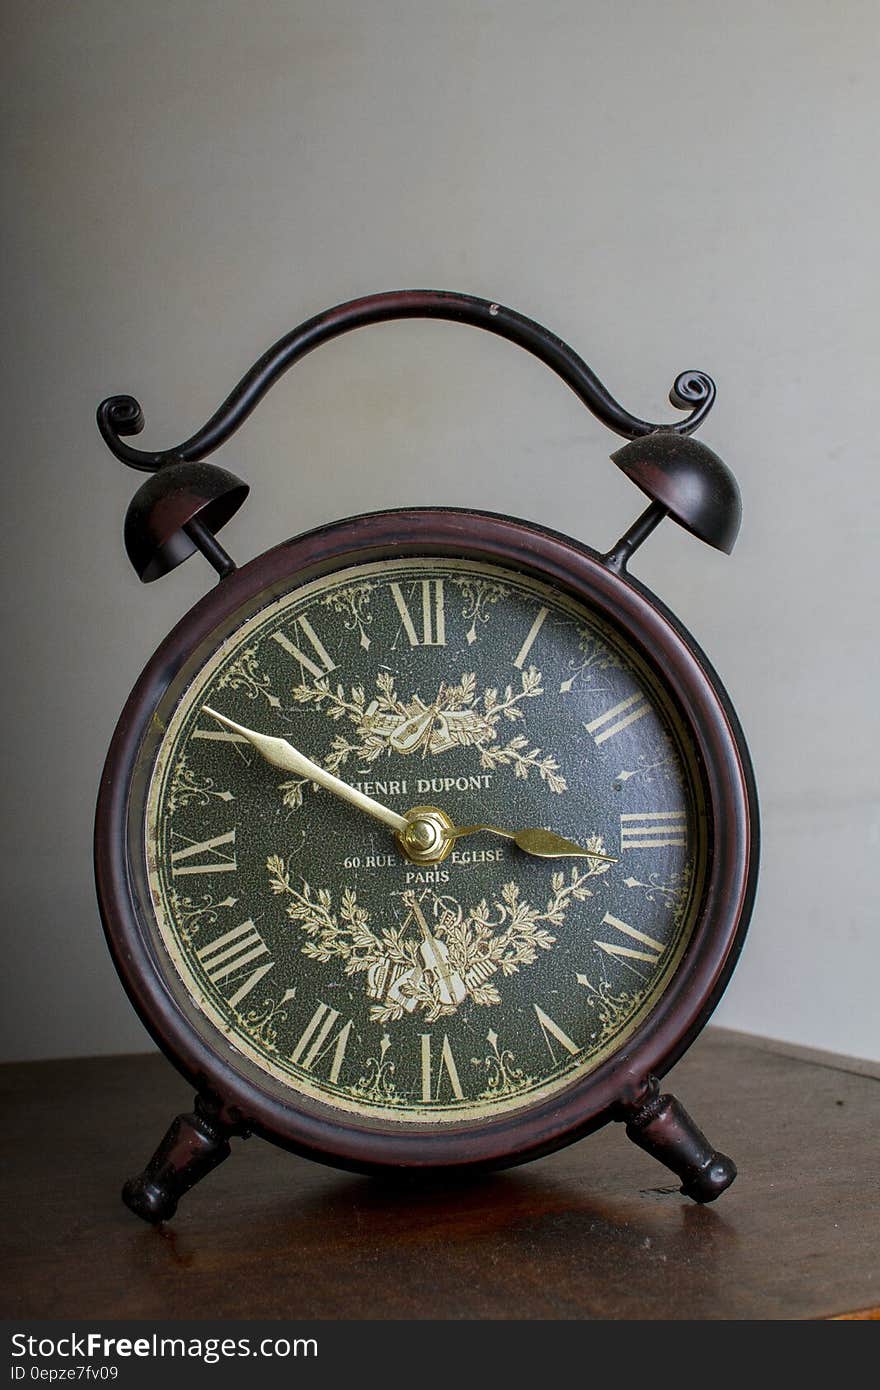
[201,707,408,834]
[449,823,617,862]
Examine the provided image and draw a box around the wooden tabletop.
[1,1027,877,1321]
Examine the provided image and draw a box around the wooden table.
[1,1028,877,1321]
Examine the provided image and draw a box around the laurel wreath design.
[277,665,565,809]
[266,856,609,1023]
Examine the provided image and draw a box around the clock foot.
[122,1093,242,1224]
[619,1077,736,1203]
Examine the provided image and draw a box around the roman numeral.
[272,615,338,681]
[513,605,548,669]
[170,828,237,876]
[533,1004,581,1064]
[595,912,665,964]
[390,580,446,647]
[420,1032,463,1101]
[620,810,687,849]
[290,1003,353,1084]
[190,724,252,765]
[191,726,249,746]
[196,918,272,1007]
[585,692,651,744]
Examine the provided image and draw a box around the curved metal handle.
[97,289,715,473]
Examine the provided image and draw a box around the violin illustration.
[366,890,467,1011]
[403,891,468,1007]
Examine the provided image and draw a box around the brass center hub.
[397,805,456,865]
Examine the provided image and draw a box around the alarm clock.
[95,291,758,1223]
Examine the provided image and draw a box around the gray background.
[2,0,877,1063]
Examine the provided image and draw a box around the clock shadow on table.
[0,1052,744,1320]
[143,1159,740,1320]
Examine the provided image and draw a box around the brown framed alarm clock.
[95,291,758,1223]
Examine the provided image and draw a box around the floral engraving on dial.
[449,576,511,645]
[266,859,609,1022]
[236,989,298,1049]
[473,1029,534,1099]
[352,1034,402,1104]
[613,734,685,790]
[320,582,377,651]
[167,756,235,812]
[278,666,565,809]
[623,864,693,913]
[169,889,239,944]
[218,645,282,708]
[577,976,650,1049]
[559,625,623,694]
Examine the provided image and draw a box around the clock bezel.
[95,507,758,1174]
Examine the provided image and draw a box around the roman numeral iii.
[390,580,446,647]
[620,810,687,849]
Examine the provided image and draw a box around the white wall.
[2,0,877,1061]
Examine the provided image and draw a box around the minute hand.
[202,707,409,833]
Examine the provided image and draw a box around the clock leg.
[619,1077,736,1203]
[122,1093,242,1224]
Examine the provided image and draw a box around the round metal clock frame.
[95,291,759,1222]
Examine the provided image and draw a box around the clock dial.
[144,558,706,1123]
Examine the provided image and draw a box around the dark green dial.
[146,557,705,1122]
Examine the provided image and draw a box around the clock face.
[143,556,707,1125]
